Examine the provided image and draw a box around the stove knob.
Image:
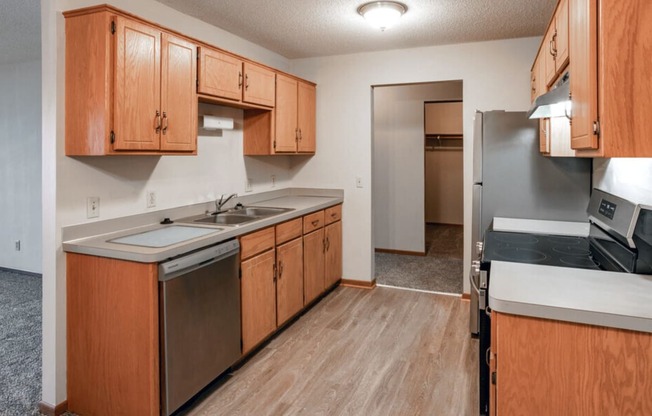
[476,241,484,256]
[472,260,481,274]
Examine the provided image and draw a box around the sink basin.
[232,207,293,217]
[175,206,294,227]
[194,214,256,225]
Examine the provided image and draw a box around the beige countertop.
[489,260,652,334]
[63,188,343,263]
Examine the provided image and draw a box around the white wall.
[42,0,294,406]
[593,158,652,205]
[372,82,462,253]
[0,60,42,273]
[289,37,540,285]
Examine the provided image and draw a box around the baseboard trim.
[461,292,470,301]
[340,279,376,289]
[0,266,42,278]
[374,248,426,257]
[38,400,68,416]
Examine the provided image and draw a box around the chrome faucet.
[215,193,238,213]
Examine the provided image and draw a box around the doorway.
[372,81,464,294]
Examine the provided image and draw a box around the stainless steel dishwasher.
[159,239,241,416]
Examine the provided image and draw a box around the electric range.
[472,188,652,416]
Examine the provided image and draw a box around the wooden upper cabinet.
[424,102,463,135]
[555,0,569,68]
[64,7,197,155]
[114,17,161,151]
[297,82,316,153]
[243,62,275,107]
[160,34,198,152]
[270,74,317,154]
[198,49,275,108]
[572,0,652,157]
[569,0,599,151]
[275,75,300,152]
[543,0,570,86]
[198,47,243,102]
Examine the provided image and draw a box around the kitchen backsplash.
[593,158,652,206]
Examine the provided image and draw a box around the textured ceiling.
[155,0,556,59]
[0,0,40,65]
[0,0,555,65]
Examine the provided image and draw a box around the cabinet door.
[160,33,197,152]
[276,238,304,326]
[114,17,161,151]
[324,221,342,288]
[303,228,325,305]
[530,60,538,103]
[297,81,316,153]
[543,26,557,86]
[243,62,275,107]
[539,119,550,154]
[275,74,298,152]
[241,249,276,353]
[424,102,463,135]
[198,48,242,102]
[570,0,599,150]
[555,0,570,70]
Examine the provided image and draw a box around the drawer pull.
[311,220,319,226]
[330,213,337,218]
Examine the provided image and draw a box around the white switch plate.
[356,176,363,188]
[245,177,253,193]
[147,190,157,208]
[87,196,100,218]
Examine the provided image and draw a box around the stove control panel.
[599,199,617,220]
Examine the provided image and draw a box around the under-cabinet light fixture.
[357,1,407,31]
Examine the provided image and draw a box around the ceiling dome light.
[357,1,408,31]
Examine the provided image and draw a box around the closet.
[424,101,463,225]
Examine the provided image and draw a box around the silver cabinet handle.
[155,110,162,133]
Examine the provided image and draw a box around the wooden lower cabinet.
[303,228,325,305]
[240,249,276,353]
[324,220,342,288]
[492,312,652,415]
[276,237,304,325]
[67,253,159,416]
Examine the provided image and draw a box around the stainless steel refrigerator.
[469,111,592,335]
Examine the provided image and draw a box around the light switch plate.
[87,197,100,218]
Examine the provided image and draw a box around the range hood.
[527,72,570,119]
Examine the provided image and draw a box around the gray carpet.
[375,224,463,294]
[0,269,42,416]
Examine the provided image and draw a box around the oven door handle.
[470,272,480,295]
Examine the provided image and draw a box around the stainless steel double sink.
[176,206,294,226]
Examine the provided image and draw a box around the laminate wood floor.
[186,286,478,416]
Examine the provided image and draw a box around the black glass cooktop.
[482,231,601,270]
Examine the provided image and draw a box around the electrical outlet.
[245,178,253,193]
[87,197,100,218]
[271,175,276,188]
[147,190,157,208]
[356,176,363,188]
[15,240,21,251]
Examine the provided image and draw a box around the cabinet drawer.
[303,211,324,234]
[276,218,303,245]
[240,227,275,260]
[324,204,342,225]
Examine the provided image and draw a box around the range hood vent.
[527,72,570,119]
